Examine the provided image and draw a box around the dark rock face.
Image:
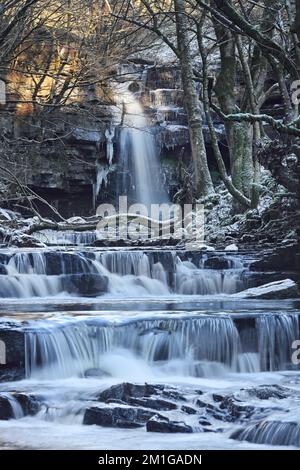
[97,382,163,403]
[198,416,212,427]
[83,406,159,428]
[198,395,256,423]
[0,395,13,420]
[0,329,25,382]
[13,393,42,416]
[62,274,109,296]
[0,253,9,265]
[218,396,255,421]
[203,257,232,270]
[245,385,289,400]
[128,397,177,411]
[43,252,95,275]
[146,415,193,433]
[181,405,197,415]
[0,264,7,275]
[250,243,300,272]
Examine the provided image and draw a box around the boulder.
[225,244,238,252]
[83,406,159,428]
[0,395,13,420]
[181,405,197,415]
[97,382,162,403]
[0,264,7,275]
[198,395,256,423]
[62,273,109,296]
[84,368,111,379]
[204,256,232,270]
[233,279,299,300]
[245,385,289,400]
[218,396,255,421]
[146,415,193,433]
[0,329,25,382]
[13,393,42,416]
[198,416,212,427]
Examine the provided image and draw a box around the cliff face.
[1,62,227,218]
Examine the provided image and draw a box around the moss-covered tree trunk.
[174,0,214,197]
[213,22,254,202]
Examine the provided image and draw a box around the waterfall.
[117,87,169,207]
[232,421,300,447]
[0,250,249,298]
[35,230,97,246]
[24,313,298,380]
[257,314,299,371]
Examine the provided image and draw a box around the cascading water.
[23,313,298,381]
[0,249,250,298]
[117,87,169,207]
[0,246,300,450]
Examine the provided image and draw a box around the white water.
[118,87,169,207]
[0,248,300,450]
[0,250,249,299]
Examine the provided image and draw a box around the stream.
[0,247,300,449]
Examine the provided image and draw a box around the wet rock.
[105,399,127,405]
[219,396,255,421]
[43,251,95,275]
[146,415,193,433]
[14,393,42,416]
[0,395,13,420]
[181,405,197,415]
[197,395,255,423]
[198,416,212,426]
[151,251,176,273]
[0,264,7,274]
[97,382,163,403]
[204,257,231,270]
[129,397,177,411]
[212,394,225,403]
[84,368,111,378]
[245,385,289,400]
[162,389,186,401]
[83,406,159,428]
[0,329,25,382]
[196,399,206,408]
[62,273,109,296]
[0,253,9,265]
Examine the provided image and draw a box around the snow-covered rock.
[66,217,86,224]
[233,279,299,300]
[0,208,20,221]
[225,244,239,252]
[10,234,47,248]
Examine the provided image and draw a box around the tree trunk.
[293,0,300,70]
[231,122,254,199]
[213,22,254,202]
[174,0,214,198]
